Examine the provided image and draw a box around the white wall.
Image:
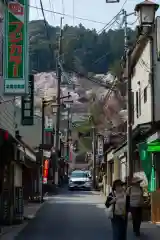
[132,40,152,130]
[120,154,127,182]
[153,29,160,122]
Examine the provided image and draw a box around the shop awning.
[113,142,127,157]
[17,145,36,162]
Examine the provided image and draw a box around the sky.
[29,0,160,32]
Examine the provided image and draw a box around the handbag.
[105,191,115,219]
[105,204,114,219]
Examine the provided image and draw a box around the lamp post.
[135,0,159,26]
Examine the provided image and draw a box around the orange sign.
[43,160,49,181]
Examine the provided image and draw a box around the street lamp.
[135,0,159,26]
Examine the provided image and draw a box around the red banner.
[43,160,49,182]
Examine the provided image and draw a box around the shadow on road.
[63,190,97,197]
[16,196,111,240]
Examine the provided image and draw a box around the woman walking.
[127,177,143,237]
[105,179,129,240]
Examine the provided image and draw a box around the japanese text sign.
[21,74,34,125]
[3,0,29,95]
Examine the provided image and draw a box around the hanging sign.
[97,135,104,156]
[3,0,29,95]
[43,159,49,184]
[21,74,34,125]
[45,116,53,131]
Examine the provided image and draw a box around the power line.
[97,0,128,34]
[48,0,56,21]
[39,0,55,70]
[33,0,128,91]
[29,5,107,25]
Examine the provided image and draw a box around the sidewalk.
[139,221,160,239]
[0,202,44,240]
[100,191,160,239]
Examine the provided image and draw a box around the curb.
[0,201,45,238]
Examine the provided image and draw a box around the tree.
[29,20,136,75]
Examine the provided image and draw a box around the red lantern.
[4,131,9,141]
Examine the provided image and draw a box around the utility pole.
[66,92,70,163]
[127,48,133,182]
[92,126,96,189]
[55,17,63,186]
[122,9,133,183]
[40,98,45,202]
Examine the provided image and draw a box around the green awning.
[147,141,160,152]
[138,142,156,192]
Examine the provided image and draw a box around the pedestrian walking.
[127,177,144,237]
[105,179,130,240]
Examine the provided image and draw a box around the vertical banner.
[44,116,53,131]
[97,135,104,163]
[3,0,29,95]
[44,116,53,145]
[21,74,34,125]
[43,159,49,184]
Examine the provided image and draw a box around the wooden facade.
[151,191,160,223]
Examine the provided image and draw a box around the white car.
[68,170,92,190]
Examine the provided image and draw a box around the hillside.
[29,20,136,75]
[28,20,133,151]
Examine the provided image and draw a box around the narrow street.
[13,189,133,240]
[16,189,111,240]
[14,189,160,240]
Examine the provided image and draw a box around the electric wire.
[39,0,55,70]
[49,0,56,20]
[35,0,139,137]
[60,15,124,87]
[57,0,129,86]
[97,0,128,34]
[34,0,40,19]
[29,4,107,25]
[128,17,138,26]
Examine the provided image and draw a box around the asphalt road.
[15,189,112,240]
[15,189,159,240]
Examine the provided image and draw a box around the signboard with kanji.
[21,74,34,125]
[3,0,29,95]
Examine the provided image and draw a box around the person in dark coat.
[127,177,143,237]
[105,179,130,240]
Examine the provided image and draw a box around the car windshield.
[71,171,87,178]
